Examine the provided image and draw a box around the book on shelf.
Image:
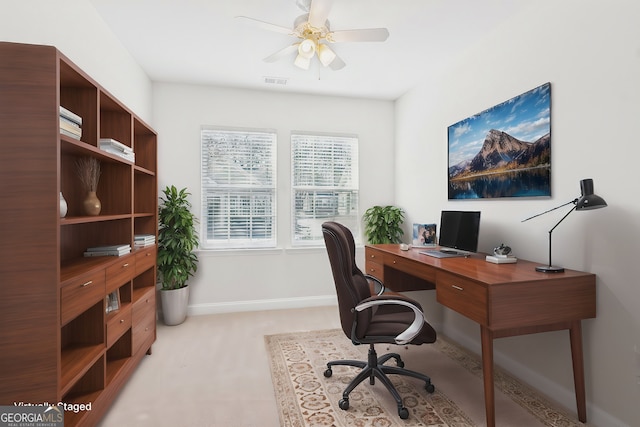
[86,244,131,252]
[59,118,82,137]
[99,138,133,154]
[60,128,81,140]
[134,234,155,241]
[59,105,82,126]
[99,145,135,162]
[84,249,131,257]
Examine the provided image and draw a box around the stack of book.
[134,234,156,248]
[99,138,135,162]
[59,106,82,140]
[84,244,132,257]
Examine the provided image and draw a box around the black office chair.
[321,221,436,419]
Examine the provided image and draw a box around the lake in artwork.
[448,167,550,199]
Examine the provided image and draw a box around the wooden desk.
[365,244,596,427]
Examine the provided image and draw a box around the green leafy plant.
[157,186,199,290]
[362,205,405,244]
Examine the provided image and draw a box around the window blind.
[291,133,359,245]
[201,128,277,249]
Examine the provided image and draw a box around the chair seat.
[362,307,437,345]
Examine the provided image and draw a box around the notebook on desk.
[420,249,468,258]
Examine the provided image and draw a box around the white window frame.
[291,132,359,247]
[201,127,277,249]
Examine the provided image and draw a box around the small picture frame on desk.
[106,290,120,314]
[412,223,437,247]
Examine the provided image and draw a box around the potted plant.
[362,205,405,244]
[157,185,199,325]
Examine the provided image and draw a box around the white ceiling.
[89,0,531,100]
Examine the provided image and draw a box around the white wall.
[152,82,395,313]
[0,0,153,122]
[396,1,640,426]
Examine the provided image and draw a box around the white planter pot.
[160,286,189,326]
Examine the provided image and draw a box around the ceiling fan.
[237,0,389,71]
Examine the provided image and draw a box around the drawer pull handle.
[452,285,464,291]
[81,280,93,287]
[120,319,125,323]
[123,263,130,268]
[145,327,149,331]
[146,253,151,257]
[393,260,396,264]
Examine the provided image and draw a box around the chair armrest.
[355,296,425,345]
[364,274,385,295]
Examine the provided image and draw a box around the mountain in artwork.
[449,129,550,180]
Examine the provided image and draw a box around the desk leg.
[480,326,495,427]
[569,320,587,422]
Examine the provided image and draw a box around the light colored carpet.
[99,306,589,427]
[266,328,585,427]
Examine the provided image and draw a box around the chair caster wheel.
[398,407,409,419]
[425,383,435,393]
[339,398,349,410]
[324,368,332,378]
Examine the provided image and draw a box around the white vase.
[60,192,67,218]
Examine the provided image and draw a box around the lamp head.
[575,178,607,210]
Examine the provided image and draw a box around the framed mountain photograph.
[447,83,551,199]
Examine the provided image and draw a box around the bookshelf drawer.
[106,254,136,293]
[133,300,155,354]
[61,271,106,325]
[106,305,131,348]
[135,246,156,275]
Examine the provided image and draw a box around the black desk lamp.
[522,178,607,273]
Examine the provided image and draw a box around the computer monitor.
[438,210,481,253]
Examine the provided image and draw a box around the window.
[201,127,277,249]
[291,133,359,246]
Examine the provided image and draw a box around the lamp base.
[535,265,565,273]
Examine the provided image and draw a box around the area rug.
[265,329,583,427]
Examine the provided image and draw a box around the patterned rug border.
[265,329,583,427]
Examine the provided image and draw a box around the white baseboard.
[186,295,338,316]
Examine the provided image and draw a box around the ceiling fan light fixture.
[317,43,336,66]
[298,38,316,59]
[294,54,311,70]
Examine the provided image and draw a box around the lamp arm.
[521,198,578,222]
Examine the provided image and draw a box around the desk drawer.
[365,260,384,281]
[436,271,488,325]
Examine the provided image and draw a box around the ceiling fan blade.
[308,0,334,28]
[235,16,293,35]
[329,28,390,43]
[263,44,299,63]
[329,54,346,70]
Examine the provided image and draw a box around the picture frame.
[412,223,437,247]
[106,290,120,314]
[447,82,551,199]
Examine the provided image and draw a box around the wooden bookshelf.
[0,41,158,426]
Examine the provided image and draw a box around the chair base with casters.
[323,343,435,419]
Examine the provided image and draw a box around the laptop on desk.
[420,249,469,258]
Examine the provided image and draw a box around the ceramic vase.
[83,191,101,215]
[60,192,68,218]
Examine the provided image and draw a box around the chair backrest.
[322,221,373,340]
